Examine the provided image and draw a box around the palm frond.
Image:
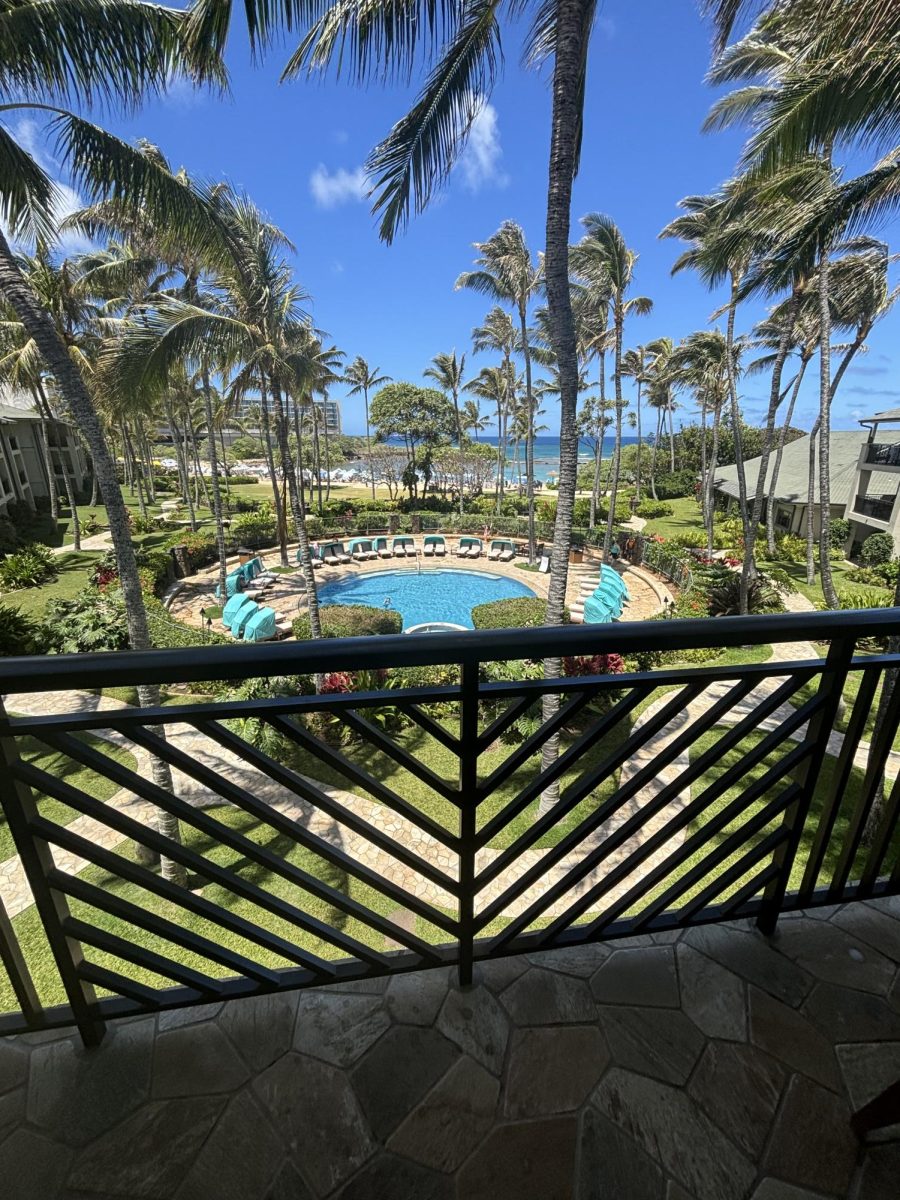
[365,0,503,243]
[0,123,58,244]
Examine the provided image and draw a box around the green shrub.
[833,587,892,611]
[231,502,277,548]
[772,532,806,563]
[707,571,786,617]
[471,597,570,629]
[653,470,697,499]
[292,604,403,640]
[130,512,159,534]
[165,529,217,570]
[144,597,230,648]
[829,517,851,548]
[0,604,47,654]
[304,515,324,539]
[860,532,895,566]
[635,499,673,519]
[0,543,58,591]
[44,592,130,653]
[0,516,19,554]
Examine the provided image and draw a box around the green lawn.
[3,551,103,620]
[0,732,137,862]
[641,497,707,541]
[757,557,891,609]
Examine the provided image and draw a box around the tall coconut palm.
[572,216,652,556]
[344,356,390,499]
[462,397,487,440]
[464,364,514,512]
[471,307,517,513]
[643,338,677,500]
[456,223,541,558]
[424,351,466,517]
[621,346,650,504]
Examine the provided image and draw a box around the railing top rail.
[1,608,899,693]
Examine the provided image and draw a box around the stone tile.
[772,920,897,996]
[27,1022,154,1146]
[335,1153,453,1200]
[388,1057,498,1172]
[688,1042,786,1157]
[500,967,597,1026]
[386,969,451,1026]
[802,981,900,1044]
[68,1098,225,1198]
[176,1092,283,1200]
[677,945,747,1041]
[835,1041,900,1110]
[218,992,298,1072]
[264,1161,315,1200]
[153,1021,250,1098]
[749,1183,832,1200]
[473,956,530,994]
[831,904,900,961]
[749,988,841,1091]
[255,1054,374,1195]
[601,1006,706,1085]
[351,1026,457,1140]
[762,1074,858,1196]
[852,1142,900,1200]
[456,1117,578,1200]
[593,1068,756,1200]
[325,976,389,995]
[527,944,611,978]
[0,1087,25,1140]
[157,1002,223,1031]
[0,1129,72,1200]
[293,992,390,1067]
[667,1185,697,1200]
[684,925,814,1009]
[0,1041,27,1094]
[590,946,679,1008]
[436,985,509,1075]
[504,1026,610,1119]
[577,1107,665,1200]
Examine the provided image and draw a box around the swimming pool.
[316,568,537,630]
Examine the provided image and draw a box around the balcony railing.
[853,494,896,522]
[1,610,899,1046]
[865,442,900,466]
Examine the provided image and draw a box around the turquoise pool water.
[316,568,536,630]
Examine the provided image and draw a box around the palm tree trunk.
[272,385,322,638]
[259,384,288,566]
[700,400,710,554]
[538,0,586,814]
[0,229,185,884]
[35,407,60,521]
[667,393,676,473]
[494,394,504,515]
[767,357,808,556]
[806,417,820,586]
[590,432,601,528]
[36,381,80,550]
[123,423,147,519]
[312,406,324,513]
[603,307,624,558]
[817,251,840,609]
[520,304,537,563]
[724,277,750,556]
[650,407,661,500]
[707,400,722,559]
[453,385,465,520]
[201,368,228,601]
[740,291,800,612]
[635,379,643,502]
[364,385,376,501]
[219,426,231,516]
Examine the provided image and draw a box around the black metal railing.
[865,442,900,467]
[1,610,899,1046]
[853,495,896,522]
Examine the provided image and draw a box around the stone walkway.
[0,897,897,1199]
[50,531,113,555]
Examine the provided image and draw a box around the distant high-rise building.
[233,395,341,437]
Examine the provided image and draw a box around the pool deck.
[167,544,667,637]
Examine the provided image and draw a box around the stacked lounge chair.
[221,592,256,630]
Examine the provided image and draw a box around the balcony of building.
[0,612,898,1198]
[850,494,896,525]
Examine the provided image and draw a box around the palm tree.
[462,397,487,440]
[465,364,514,512]
[643,338,677,501]
[471,307,517,514]
[456,223,541,558]
[344,356,390,499]
[573,216,651,556]
[424,351,466,517]
[576,394,609,528]
[621,346,650,503]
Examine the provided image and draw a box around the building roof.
[714,430,900,508]
[860,408,900,424]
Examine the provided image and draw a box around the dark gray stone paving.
[1,899,898,1199]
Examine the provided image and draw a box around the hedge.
[471,597,570,630]
[292,604,403,640]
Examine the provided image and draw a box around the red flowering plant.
[561,653,626,720]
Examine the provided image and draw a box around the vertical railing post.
[457,657,479,986]
[0,699,104,1045]
[756,634,855,936]
[0,896,42,1029]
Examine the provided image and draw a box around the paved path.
[50,531,113,555]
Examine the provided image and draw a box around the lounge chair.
[242,606,291,642]
[300,547,325,570]
[231,600,259,638]
[403,539,418,558]
[331,542,352,564]
[488,539,516,563]
[427,535,447,557]
[221,593,256,629]
[350,539,377,562]
[216,572,260,602]
[320,544,342,566]
[373,537,393,559]
[392,537,408,558]
[459,537,483,559]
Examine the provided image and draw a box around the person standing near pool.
[609,541,621,565]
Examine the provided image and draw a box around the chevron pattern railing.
[0,610,899,1046]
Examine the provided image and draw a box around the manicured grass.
[640,497,707,541]
[0,733,137,862]
[3,551,103,619]
[757,557,891,609]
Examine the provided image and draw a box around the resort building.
[714,420,900,555]
[0,390,88,514]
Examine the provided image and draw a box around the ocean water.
[380,434,640,484]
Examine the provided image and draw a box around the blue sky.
[24,0,900,435]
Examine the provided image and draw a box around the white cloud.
[3,119,93,254]
[309,164,368,208]
[459,103,508,193]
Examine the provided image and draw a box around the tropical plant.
[424,351,466,517]
[44,591,130,654]
[292,604,402,640]
[0,604,47,655]
[472,597,570,629]
[344,356,391,499]
[707,570,786,617]
[860,533,895,567]
[0,542,57,590]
